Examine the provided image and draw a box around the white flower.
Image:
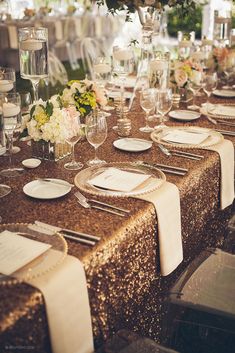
[50,94,61,108]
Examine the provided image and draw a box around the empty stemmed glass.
[19,27,48,102]
[112,46,134,118]
[0,67,16,93]
[155,88,172,129]
[139,88,155,133]
[0,93,22,177]
[93,56,112,116]
[202,72,217,114]
[85,111,107,166]
[64,113,83,171]
[188,71,203,110]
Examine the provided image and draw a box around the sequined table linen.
[0,93,234,352]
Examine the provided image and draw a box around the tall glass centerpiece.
[19,27,48,102]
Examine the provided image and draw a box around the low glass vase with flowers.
[170,59,202,107]
[21,96,81,162]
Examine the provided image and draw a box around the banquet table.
[0,91,234,352]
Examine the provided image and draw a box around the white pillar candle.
[3,103,21,117]
[94,63,111,74]
[20,39,43,51]
[113,49,133,61]
[0,80,14,92]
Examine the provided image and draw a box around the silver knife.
[34,221,100,242]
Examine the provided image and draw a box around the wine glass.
[112,46,134,118]
[139,88,155,133]
[93,56,112,88]
[155,88,172,129]
[0,67,16,93]
[85,112,107,166]
[188,71,203,110]
[202,72,217,114]
[0,93,22,177]
[64,114,83,171]
[18,27,48,102]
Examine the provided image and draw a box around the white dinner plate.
[108,91,132,100]
[23,179,72,199]
[213,90,235,98]
[169,110,201,121]
[113,138,153,152]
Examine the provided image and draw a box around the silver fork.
[75,191,127,217]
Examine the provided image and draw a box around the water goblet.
[93,56,112,88]
[112,46,134,118]
[202,72,217,114]
[85,111,107,166]
[155,88,172,129]
[19,27,48,102]
[0,67,16,93]
[64,114,83,171]
[187,71,203,110]
[139,88,155,133]
[0,92,22,177]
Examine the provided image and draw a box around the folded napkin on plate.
[162,130,209,145]
[136,181,183,276]
[207,139,234,209]
[209,104,235,117]
[15,252,94,353]
[89,167,152,192]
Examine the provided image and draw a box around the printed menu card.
[0,230,51,275]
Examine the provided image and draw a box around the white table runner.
[16,252,94,353]
[137,181,183,276]
[207,139,234,210]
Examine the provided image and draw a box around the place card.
[88,167,151,192]
[0,230,51,275]
[162,130,209,145]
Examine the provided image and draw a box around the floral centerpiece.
[60,79,107,119]
[206,47,235,73]
[23,8,36,18]
[21,96,80,160]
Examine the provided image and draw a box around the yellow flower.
[33,106,49,128]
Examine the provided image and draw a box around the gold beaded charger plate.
[74,162,166,198]
[113,138,153,152]
[213,90,235,98]
[0,223,67,285]
[169,110,201,121]
[151,126,223,149]
[200,104,235,120]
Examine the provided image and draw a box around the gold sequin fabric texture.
[0,93,234,351]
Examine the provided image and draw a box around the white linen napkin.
[136,181,183,276]
[8,25,18,49]
[207,139,234,210]
[162,130,209,145]
[15,252,94,353]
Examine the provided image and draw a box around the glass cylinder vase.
[32,140,71,161]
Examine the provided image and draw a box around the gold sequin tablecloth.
[0,93,234,352]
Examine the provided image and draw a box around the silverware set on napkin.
[158,144,204,161]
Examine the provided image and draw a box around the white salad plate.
[22,158,41,169]
[213,90,235,98]
[23,179,72,199]
[169,110,201,121]
[113,138,153,152]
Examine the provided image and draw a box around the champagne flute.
[139,88,155,133]
[0,93,22,177]
[64,114,83,171]
[155,88,172,129]
[188,70,203,110]
[85,112,107,166]
[19,27,48,102]
[202,72,217,114]
[112,46,134,118]
[0,67,16,93]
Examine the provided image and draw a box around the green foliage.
[167,5,202,39]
